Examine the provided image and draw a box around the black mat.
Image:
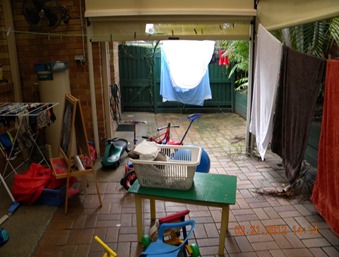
[116,124,134,132]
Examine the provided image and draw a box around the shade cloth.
[311,60,339,236]
[271,46,326,184]
[249,23,283,160]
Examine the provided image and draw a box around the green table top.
[128,172,237,205]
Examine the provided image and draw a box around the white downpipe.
[86,25,100,156]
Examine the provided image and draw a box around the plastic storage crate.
[131,144,201,190]
[36,185,66,206]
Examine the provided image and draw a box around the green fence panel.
[119,45,154,112]
[119,44,234,113]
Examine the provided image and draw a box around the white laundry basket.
[131,144,201,190]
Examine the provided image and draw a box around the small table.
[128,172,237,255]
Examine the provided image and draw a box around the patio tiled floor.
[31,112,338,257]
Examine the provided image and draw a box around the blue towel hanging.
[160,47,212,106]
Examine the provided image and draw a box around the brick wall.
[0,0,116,156]
[0,0,119,160]
[0,1,14,102]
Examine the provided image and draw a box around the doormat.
[116,124,134,132]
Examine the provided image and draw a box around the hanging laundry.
[311,60,339,236]
[160,40,214,106]
[249,23,283,160]
[271,46,326,184]
[160,50,212,106]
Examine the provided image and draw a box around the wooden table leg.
[218,205,230,255]
[150,198,156,221]
[135,195,143,242]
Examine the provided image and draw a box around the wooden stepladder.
[50,94,102,214]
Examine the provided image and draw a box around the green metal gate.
[119,44,235,113]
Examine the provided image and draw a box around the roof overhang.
[85,0,339,42]
[257,0,339,31]
[85,0,256,41]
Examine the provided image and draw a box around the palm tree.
[220,17,339,93]
[273,17,339,59]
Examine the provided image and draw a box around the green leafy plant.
[220,40,249,92]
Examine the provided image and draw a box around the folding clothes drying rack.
[0,102,58,220]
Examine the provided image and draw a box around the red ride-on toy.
[140,219,200,257]
[141,210,200,257]
[120,161,137,190]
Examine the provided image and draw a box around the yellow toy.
[94,235,118,257]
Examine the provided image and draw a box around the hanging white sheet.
[249,23,283,160]
[161,40,215,89]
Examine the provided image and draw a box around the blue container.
[34,61,69,81]
[36,185,66,206]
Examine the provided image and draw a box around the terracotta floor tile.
[18,113,336,257]
[263,207,281,219]
[319,229,339,246]
[279,211,303,218]
[282,248,313,257]
[251,241,280,251]
[235,214,259,222]
[233,208,255,216]
[38,229,71,246]
[225,236,242,254]
[272,234,293,249]
[33,245,63,257]
[234,235,254,252]
[229,252,258,257]
[302,237,331,248]
[268,249,287,257]
[253,208,270,220]
[198,245,222,256]
[255,250,275,257]
[67,228,95,244]
[204,223,220,237]
[322,246,339,257]
[308,247,331,257]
